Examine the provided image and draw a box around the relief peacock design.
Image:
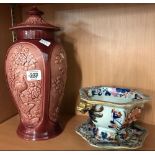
[6,43,43,127]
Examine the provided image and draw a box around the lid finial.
[27,6,44,16]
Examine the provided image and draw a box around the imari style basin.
[76,86,150,150]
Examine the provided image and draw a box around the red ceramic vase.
[5,7,67,140]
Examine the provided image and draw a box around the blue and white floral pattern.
[86,87,144,103]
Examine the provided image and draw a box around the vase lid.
[10,6,60,31]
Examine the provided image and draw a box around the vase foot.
[17,121,62,141]
[75,120,148,150]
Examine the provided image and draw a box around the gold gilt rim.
[80,97,150,109]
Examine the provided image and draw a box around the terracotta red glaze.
[5,7,67,140]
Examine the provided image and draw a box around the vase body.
[5,7,67,140]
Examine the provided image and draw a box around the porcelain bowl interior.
[80,86,149,104]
